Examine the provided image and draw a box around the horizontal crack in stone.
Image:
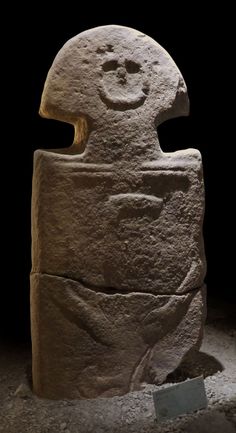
[31,272,203,297]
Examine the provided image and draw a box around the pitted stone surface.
[31,25,206,399]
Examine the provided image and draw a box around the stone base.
[31,273,206,399]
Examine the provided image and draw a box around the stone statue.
[31,25,206,399]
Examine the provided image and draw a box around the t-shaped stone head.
[39,25,189,160]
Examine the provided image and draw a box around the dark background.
[2,7,234,342]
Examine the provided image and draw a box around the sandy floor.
[0,297,235,433]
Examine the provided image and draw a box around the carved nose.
[117,67,127,84]
[109,193,163,220]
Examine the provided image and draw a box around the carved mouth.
[99,84,149,110]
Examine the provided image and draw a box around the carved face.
[98,57,149,110]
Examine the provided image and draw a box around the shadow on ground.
[165,351,223,383]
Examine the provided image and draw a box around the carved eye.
[102,60,119,72]
[125,60,140,74]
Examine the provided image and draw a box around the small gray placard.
[153,376,208,421]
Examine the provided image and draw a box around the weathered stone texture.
[31,25,206,399]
